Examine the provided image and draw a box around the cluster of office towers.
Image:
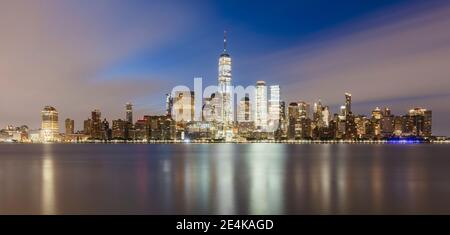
[1,33,432,143]
[160,34,433,141]
[32,92,431,143]
[164,33,284,141]
[285,94,432,141]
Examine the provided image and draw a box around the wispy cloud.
[0,0,196,129]
[249,1,450,135]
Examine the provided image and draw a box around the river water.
[0,143,449,214]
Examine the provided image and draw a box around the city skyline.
[1,0,450,135]
[0,33,440,140]
[0,83,437,143]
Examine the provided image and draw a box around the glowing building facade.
[126,102,133,124]
[218,31,233,127]
[173,91,195,123]
[345,92,352,116]
[407,108,432,137]
[237,95,252,122]
[65,118,74,135]
[268,85,280,131]
[41,106,59,142]
[91,109,102,139]
[255,81,268,130]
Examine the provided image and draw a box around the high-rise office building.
[91,109,102,139]
[371,107,382,138]
[423,110,432,137]
[101,118,111,140]
[279,101,287,133]
[321,106,331,127]
[288,102,299,140]
[126,102,133,124]
[380,107,394,137]
[313,100,324,128]
[199,92,222,125]
[173,91,195,123]
[287,101,313,139]
[402,114,414,135]
[112,119,127,140]
[41,106,59,142]
[298,101,310,119]
[237,95,251,122]
[408,108,432,137]
[202,96,213,122]
[65,118,74,135]
[393,116,403,136]
[372,107,382,120]
[202,93,222,123]
[255,81,268,130]
[355,115,369,138]
[165,93,173,117]
[344,113,357,139]
[83,118,92,136]
[345,92,352,116]
[268,85,280,130]
[218,31,233,127]
[339,105,346,121]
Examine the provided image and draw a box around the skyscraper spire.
[223,30,227,52]
[218,30,233,140]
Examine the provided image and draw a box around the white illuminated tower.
[268,85,280,131]
[255,81,268,130]
[218,31,233,138]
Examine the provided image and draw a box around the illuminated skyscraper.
[381,107,394,137]
[345,92,352,116]
[279,101,287,129]
[370,107,382,138]
[339,105,346,120]
[321,106,331,127]
[112,119,127,139]
[202,93,221,122]
[41,106,59,142]
[173,91,195,123]
[288,102,299,140]
[91,109,102,139]
[355,115,369,138]
[65,118,74,135]
[372,107,382,120]
[393,116,403,136]
[313,100,324,127]
[218,31,233,127]
[287,102,311,139]
[298,101,312,139]
[83,118,92,136]
[298,101,310,119]
[268,85,280,131]
[101,118,111,140]
[237,95,251,122]
[255,81,268,130]
[165,94,173,117]
[408,108,432,137]
[126,102,133,124]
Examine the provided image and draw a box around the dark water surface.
[1,144,450,214]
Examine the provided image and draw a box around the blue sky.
[98,0,416,109]
[1,0,450,135]
[103,0,413,85]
